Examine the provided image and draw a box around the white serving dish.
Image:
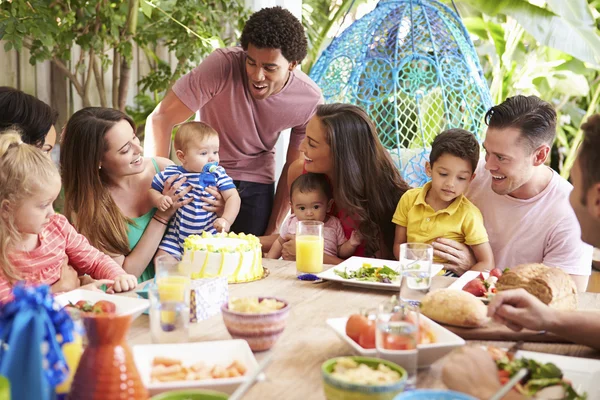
[55,289,149,320]
[326,315,465,368]
[318,256,444,291]
[514,350,600,400]
[133,340,259,395]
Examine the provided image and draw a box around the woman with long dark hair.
[60,107,192,281]
[285,103,410,261]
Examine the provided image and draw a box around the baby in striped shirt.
[150,122,241,261]
[0,132,137,303]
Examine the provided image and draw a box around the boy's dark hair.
[579,114,600,203]
[0,86,59,148]
[240,6,307,63]
[485,95,556,153]
[290,173,332,202]
[430,129,480,173]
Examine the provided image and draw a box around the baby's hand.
[111,274,138,293]
[350,230,362,247]
[213,217,230,233]
[157,195,174,212]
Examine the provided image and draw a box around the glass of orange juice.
[150,256,191,343]
[296,220,324,275]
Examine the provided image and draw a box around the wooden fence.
[0,43,177,130]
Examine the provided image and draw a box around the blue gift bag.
[0,284,74,400]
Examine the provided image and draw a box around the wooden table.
[126,259,600,399]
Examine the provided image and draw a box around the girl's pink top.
[0,214,125,302]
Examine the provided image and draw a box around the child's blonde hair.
[0,132,60,282]
[174,121,218,152]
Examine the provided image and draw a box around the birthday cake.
[182,232,264,283]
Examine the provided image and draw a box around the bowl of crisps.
[322,356,407,400]
[221,297,290,352]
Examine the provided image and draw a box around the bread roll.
[420,289,488,328]
[496,263,578,310]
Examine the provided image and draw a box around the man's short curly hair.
[241,6,307,63]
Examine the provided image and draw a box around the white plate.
[515,350,600,400]
[447,271,491,302]
[326,315,465,368]
[318,256,444,291]
[133,340,259,395]
[55,289,149,320]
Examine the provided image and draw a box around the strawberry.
[92,300,116,314]
[489,268,503,278]
[75,300,93,312]
[462,278,487,297]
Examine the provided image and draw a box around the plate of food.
[486,346,598,400]
[318,257,444,291]
[447,268,506,303]
[55,289,149,320]
[133,340,259,395]
[326,313,465,368]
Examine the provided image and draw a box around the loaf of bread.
[420,289,489,328]
[496,263,578,310]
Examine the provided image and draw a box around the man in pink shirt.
[144,7,323,238]
[433,95,592,291]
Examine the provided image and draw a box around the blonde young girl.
[0,132,137,302]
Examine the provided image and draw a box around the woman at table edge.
[442,114,600,398]
[60,107,194,282]
[278,103,410,264]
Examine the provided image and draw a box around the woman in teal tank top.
[61,108,194,283]
[127,159,160,282]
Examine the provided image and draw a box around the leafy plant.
[0,0,249,114]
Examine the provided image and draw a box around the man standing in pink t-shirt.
[432,95,592,291]
[144,7,323,239]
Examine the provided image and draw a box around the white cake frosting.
[182,232,263,283]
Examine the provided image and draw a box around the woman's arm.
[470,242,495,272]
[119,175,193,278]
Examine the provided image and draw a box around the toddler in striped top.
[149,122,241,261]
[0,132,137,303]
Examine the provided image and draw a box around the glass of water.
[400,243,433,292]
[376,298,419,390]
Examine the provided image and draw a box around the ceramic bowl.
[322,356,407,400]
[221,297,290,352]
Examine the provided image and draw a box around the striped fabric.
[0,214,126,303]
[152,165,236,258]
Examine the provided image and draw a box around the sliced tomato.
[383,333,416,350]
[346,314,369,343]
[498,370,510,385]
[357,320,376,349]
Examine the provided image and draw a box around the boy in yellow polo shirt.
[392,129,494,273]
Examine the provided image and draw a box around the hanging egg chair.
[309,0,492,186]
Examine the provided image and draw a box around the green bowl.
[322,356,407,400]
[150,390,229,400]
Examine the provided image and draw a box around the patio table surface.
[124,259,600,399]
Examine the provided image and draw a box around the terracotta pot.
[69,313,148,400]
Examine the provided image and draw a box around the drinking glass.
[296,221,324,275]
[376,299,420,390]
[149,255,191,343]
[400,243,433,294]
